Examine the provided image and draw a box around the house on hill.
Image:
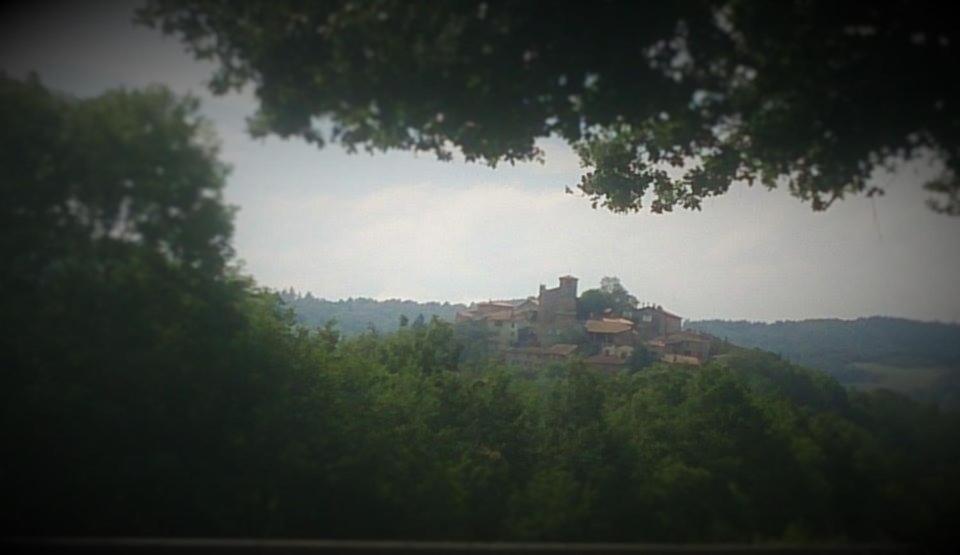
[456,275,711,369]
[633,305,682,340]
[646,331,713,365]
[537,275,578,345]
[585,317,636,359]
[456,301,520,350]
[585,317,634,339]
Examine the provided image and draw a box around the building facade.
[537,275,578,345]
[633,305,682,340]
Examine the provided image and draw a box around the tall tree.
[139,1,960,215]
[0,74,260,536]
[578,276,638,319]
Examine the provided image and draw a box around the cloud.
[234,173,960,322]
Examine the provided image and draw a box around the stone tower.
[537,275,578,344]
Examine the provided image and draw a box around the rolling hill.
[686,317,960,408]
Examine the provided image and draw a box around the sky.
[3,0,959,322]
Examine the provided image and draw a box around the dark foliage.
[138,0,960,214]
[577,276,638,320]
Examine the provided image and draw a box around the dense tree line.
[277,289,465,336]
[688,318,960,406]
[3,75,960,545]
[688,318,960,372]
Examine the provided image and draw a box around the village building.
[455,296,544,351]
[456,274,712,370]
[645,331,713,365]
[511,298,539,344]
[455,301,520,350]
[632,305,682,340]
[585,317,635,345]
[512,297,539,322]
[536,275,578,345]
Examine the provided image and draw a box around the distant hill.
[687,317,960,408]
[278,290,467,336]
[280,294,960,408]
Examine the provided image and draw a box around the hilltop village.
[456,276,716,371]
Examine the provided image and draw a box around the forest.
[689,319,960,409]
[3,73,960,546]
[278,289,466,337]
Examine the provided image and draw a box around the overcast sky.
[3,0,959,322]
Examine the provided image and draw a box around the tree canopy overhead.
[138,0,959,215]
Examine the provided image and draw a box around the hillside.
[687,317,960,408]
[278,290,466,336]
[277,293,960,408]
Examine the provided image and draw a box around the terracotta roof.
[637,306,682,320]
[664,331,711,343]
[486,310,515,321]
[486,299,530,308]
[477,301,516,311]
[585,319,633,334]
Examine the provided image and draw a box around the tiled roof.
[486,310,515,321]
[663,331,711,343]
[484,299,522,308]
[477,301,516,311]
[585,319,633,334]
[637,306,682,320]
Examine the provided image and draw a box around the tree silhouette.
[139,0,960,214]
